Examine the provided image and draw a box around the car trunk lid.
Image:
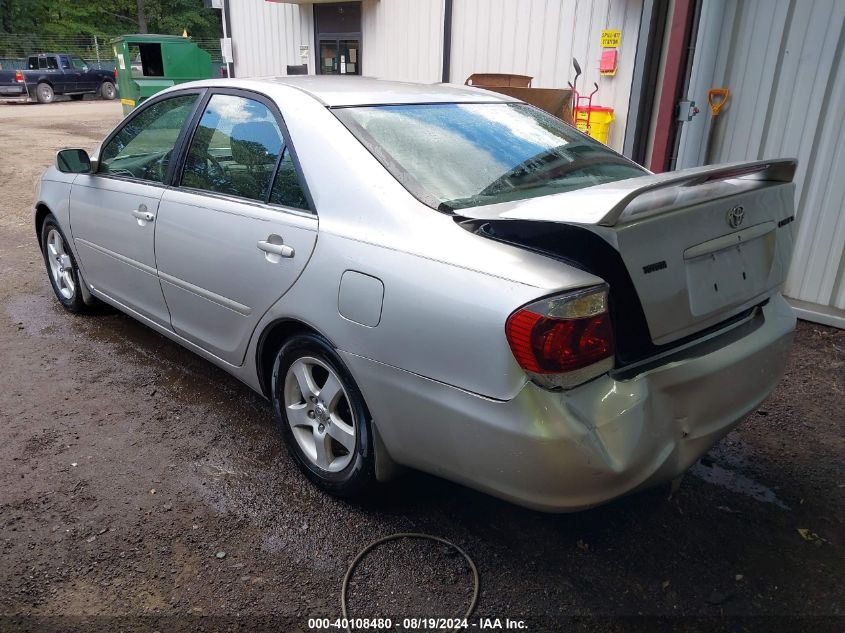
[455,159,797,347]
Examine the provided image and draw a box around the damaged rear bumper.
[341,294,796,512]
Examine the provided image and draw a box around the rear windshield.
[334,103,646,211]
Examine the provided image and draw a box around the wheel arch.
[255,318,331,399]
[255,316,401,482]
[34,202,52,243]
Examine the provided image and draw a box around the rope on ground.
[341,532,480,633]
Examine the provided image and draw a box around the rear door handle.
[257,240,295,258]
[132,209,155,222]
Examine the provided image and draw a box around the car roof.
[262,76,517,107]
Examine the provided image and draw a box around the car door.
[70,91,203,326]
[70,56,94,91]
[45,55,72,94]
[155,89,317,365]
[58,56,80,92]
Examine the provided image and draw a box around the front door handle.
[257,240,295,258]
[132,209,155,222]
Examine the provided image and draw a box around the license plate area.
[0,86,24,95]
[684,228,775,316]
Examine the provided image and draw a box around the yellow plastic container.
[574,105,615,144]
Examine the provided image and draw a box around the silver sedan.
[35,77,797,511]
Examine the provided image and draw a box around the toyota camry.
[34,77,797,511]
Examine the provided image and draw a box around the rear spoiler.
[454,159,797,227]
[596,159,797,226]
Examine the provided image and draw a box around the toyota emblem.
[727,205,745,229]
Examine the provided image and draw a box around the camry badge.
[727,205,744,229]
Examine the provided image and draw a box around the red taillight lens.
[506,286,614,389]
[113,68,118,79]
[14,70,23,82]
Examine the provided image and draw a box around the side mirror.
[56,148,93,174]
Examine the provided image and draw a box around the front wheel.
[36,83,54,104]
[40,215,88,313]
[100,81,116,100]
[272,333,376,497]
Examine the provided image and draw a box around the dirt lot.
[0,100,843,633]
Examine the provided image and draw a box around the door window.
[71,56,88,71]
[268,149,309,210]
[99,94,198,183]
[46,56,59,70]
[181,94,285,202]
[318,39,360,75]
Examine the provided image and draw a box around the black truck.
[0,53,116,103]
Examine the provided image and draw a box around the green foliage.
[0,0,222,39]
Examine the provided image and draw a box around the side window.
[46,57,59,70]
[71,57,88,70]
[181,94,283,202]
[38,57,47,70]
[27,57,37,70]
[60,57,71,70]
[269,148,309,211]
[99,94,198,183]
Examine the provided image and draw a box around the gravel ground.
[0,100,843,633]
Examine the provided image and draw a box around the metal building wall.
[677,0,845,327]
[228,0,315,78]
[449,0,643,150]
[361,0,445,82]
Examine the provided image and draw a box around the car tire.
[100,81,116,100]
[271,332,376,497]
[40,215,89,313]
[70,94,84,101]
[36,83,54,104]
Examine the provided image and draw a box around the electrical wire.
[341,533,480,633]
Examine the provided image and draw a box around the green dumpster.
[111,34,213,115]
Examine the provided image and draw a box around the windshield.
[335,103,646,211]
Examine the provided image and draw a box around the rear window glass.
[335,103,645,210]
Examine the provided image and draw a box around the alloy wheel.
[46,228,75,300]
[283,356,357,472]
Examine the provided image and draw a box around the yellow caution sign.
[600,29,621,48]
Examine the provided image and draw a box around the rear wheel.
[40,215,88,313]
[100,81,116,100]
[36,83,54,104]
[69,94,84,101]
[272,333,376,497]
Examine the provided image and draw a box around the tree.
[0,0,220,38]
[136,0,148,33]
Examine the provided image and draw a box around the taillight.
[113,68,118,79]
[505,285,614,389]
[14,70,23,83]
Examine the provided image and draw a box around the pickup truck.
[0,53,116,104]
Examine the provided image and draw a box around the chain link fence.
[0,34,223,72]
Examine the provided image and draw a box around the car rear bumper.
[0,92,29,102]
[341,293,796,512]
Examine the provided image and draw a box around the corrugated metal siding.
[449,0,642,150]
[229,0,315,77]
[677,0,845,324]
[361,0,444,82]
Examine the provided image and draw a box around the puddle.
[690,460,790,510]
